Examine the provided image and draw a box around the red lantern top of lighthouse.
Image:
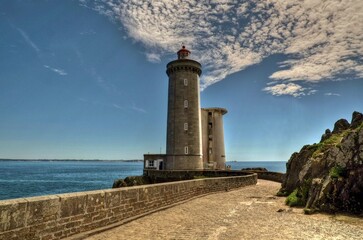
[177,46,191,59]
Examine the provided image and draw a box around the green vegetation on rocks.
[285,179,311,207]
[286,189,305,207]
[329,165,346,179]
[312,131,350,158]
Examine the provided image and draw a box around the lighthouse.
[143,46,227,171]
[165,46,203,170]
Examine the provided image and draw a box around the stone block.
[137,188,149,202]
[25,195,60,226]
[145,185,160,198]
[0,229,19,240]
[0,198,27,232]
[82,213,94,225]
[86,191,105,213]
[12,226,35,240]
[104,189,121,208]
[41,234,53,240]
[58,193,87,218]
[120,188,138,201]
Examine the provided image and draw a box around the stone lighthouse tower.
[165,46,203,170]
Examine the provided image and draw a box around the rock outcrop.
[279,111,363,214]
[332,119,350,134]
[112,176,152,188]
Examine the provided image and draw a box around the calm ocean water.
[0,160,286,200]
[227,161,286,173]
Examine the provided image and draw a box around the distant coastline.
[0,159,143,162]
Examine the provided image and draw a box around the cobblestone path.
[86,180,363,240]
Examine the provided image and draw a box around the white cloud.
[79,30,96,35]
[325,93,341,97]
[145,52,161,63]
[113,102,146,113]
[43,65,67,76]
[307,89,318,96]
[129,103,147,113]
[83,0,363,96]
[263,83,307,97]
[88,68,123,95]
[113,103,124,109]
[16,27,40,53]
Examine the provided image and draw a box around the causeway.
[86,180,363,240]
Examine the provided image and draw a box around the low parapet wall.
[258,171,285,183]
[144,169,284,183]
[0,174,257,240]
[144,169,252,182]
[240,171,285,183]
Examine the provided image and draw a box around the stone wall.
[253,171,285,183]
[144,169,284,183]
[0,174,257,240]
[144,169,252,182]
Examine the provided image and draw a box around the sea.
[0,160,286,201]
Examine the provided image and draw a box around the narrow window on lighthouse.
[184,123,188,131]
[184,100,188,108]
[185,146,189,154]
[184,78,188,86]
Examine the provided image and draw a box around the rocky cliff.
[279,111,363,214]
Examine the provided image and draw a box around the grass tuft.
[285,189,305,207]
[329,165,346,179]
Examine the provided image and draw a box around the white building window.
[148,160,154,167]
[184,78,188,86]
[184,123,188,130]
[185,146,188,154]
[184,100,188,108]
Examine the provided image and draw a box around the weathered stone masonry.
[0,174,257,240]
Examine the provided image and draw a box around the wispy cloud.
[79,30,96,35]
[113,103,124,110]
[44,65,67,76]
[89,68,123,95]
[113,103,146,113]
[129,103,147,114]
[325,93,341,97]
[83,0,363,96]
[145,52,161,63]
[16,27,40,53]
[263,83,317,97]
[263,83,307,97]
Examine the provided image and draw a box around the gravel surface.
[86,180,363,240]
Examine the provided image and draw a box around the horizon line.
[0,158,286,162]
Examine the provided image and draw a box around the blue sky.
[0,0,362,161]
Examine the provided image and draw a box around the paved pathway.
[86,180,363,240]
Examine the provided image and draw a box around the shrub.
[285,189,305,207]
[312,131,347,158]
[329,165,346,179]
